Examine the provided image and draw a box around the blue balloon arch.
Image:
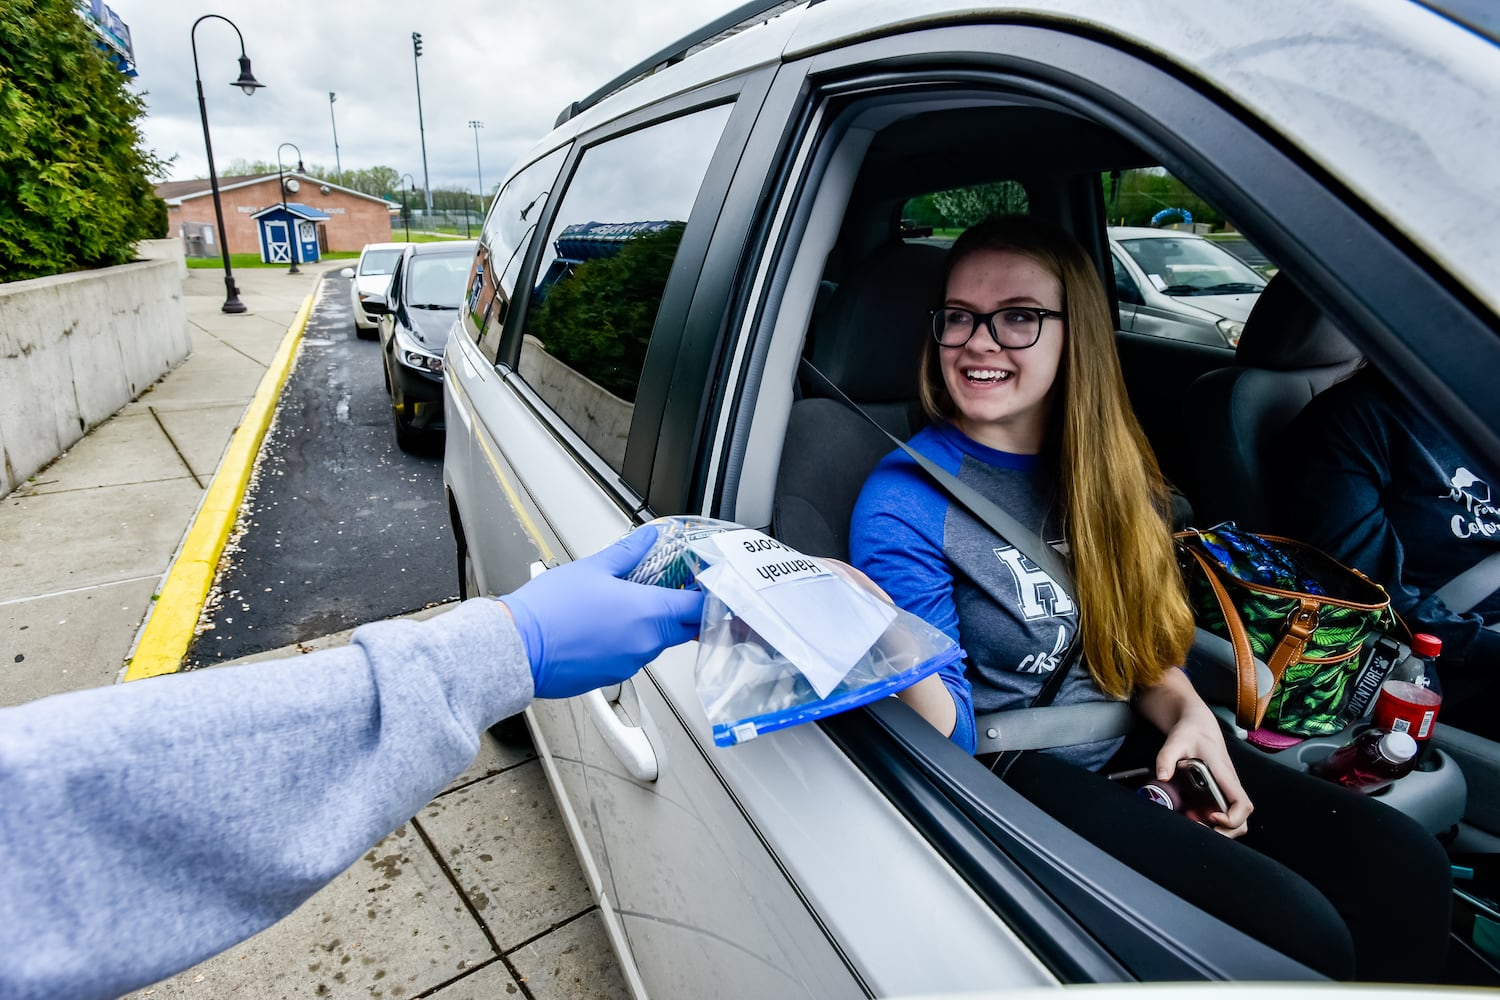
[1150,207,1194,227]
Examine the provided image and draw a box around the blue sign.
[78,0,136,76]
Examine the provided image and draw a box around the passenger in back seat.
[1281,364,1500,740]
[850,216,1451,982]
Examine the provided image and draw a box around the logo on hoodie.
[1447,467,1500,539]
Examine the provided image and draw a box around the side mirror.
[339,267,355,279]
[361,293,390,316]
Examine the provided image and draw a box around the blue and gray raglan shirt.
[850,421,1123,769]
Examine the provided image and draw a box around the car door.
[453,68,911,997]
[678,5,1499,990]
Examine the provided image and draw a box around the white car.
[341,241,409,339]
[442,0,1500,995]
[1108,227,1268,348]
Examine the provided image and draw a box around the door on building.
[296,220,319,263]
[265,221,292,263]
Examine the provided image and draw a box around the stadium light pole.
[276,142,304,274]
[411,32,433,220]
[468,120,485,219]
[191,14,264,314]
[328,92,342,185]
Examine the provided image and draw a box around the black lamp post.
[276,141,304,274]
[399,172,416,242]
[191,14,264,314]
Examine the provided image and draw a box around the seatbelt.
[798,358,1134,751]
[798,359,1075,594]
[1433,550,1500,615]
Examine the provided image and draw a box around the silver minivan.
[442,2,1500,996]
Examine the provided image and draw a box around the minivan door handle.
[527,560,659,782]
[582,685,659,782]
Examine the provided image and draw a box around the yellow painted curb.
[124,293,315,681]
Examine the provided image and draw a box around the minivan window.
[518,104,733,473]
[466,145,568,364]
[901,180,1028,244]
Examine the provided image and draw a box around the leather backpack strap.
[1180,544,1263,729]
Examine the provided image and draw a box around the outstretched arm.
[0,526,701,1000]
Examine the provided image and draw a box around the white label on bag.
[714,529,832,589]
[696,530,894,699]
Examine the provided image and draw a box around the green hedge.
[0,0,167,282]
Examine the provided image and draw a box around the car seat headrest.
[812,242,947,402]
[1236,273,1361,370]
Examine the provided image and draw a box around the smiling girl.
[849,215,1450,982]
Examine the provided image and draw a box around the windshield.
[1118,236,1267,296]
[405,254,471,308]
[359,248,404,276]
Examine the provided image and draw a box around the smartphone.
[1107,758,1228,826]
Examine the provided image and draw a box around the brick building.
[156,173,393,255]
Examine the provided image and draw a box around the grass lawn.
[392,230,476,244]
[186,251,359,269]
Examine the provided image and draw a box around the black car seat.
[1181,273,1362,530]
[773,241,947,560]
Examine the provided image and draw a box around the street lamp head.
[296,160,305,173]
[233,55,264,96]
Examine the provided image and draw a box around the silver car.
[1108,227,1267,348]
[442,1,1500,996]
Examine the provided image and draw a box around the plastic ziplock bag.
[629,516,961,747]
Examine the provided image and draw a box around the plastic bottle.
[1374,633,1443,740]
[1389,633,1442,691]
[1308,728,1419,793]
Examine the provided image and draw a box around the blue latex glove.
[501,525,705,699]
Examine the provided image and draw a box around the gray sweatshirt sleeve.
[0,597,534,1000]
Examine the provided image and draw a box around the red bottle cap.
[1411,633,1442,657]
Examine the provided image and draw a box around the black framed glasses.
[929,306,1064,349]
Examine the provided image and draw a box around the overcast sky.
[118,0,746,194]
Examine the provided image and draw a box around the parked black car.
[365,240,477,451]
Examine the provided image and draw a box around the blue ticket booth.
[252,203,330,265]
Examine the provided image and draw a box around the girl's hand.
[1134,668,1254,838]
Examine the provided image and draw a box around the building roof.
[250,202,332,221]
[155,173,393,207]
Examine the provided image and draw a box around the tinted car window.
[467,146,568,364]
[519,104,733,473]
[407,253,471,308]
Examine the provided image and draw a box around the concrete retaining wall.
[0,243,189,496]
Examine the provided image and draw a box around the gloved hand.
[501,525,705,699]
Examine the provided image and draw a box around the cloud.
[116,0,747,191]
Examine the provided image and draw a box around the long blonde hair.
[918,216,1193,698]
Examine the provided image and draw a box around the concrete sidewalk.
[0,262,624,999]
